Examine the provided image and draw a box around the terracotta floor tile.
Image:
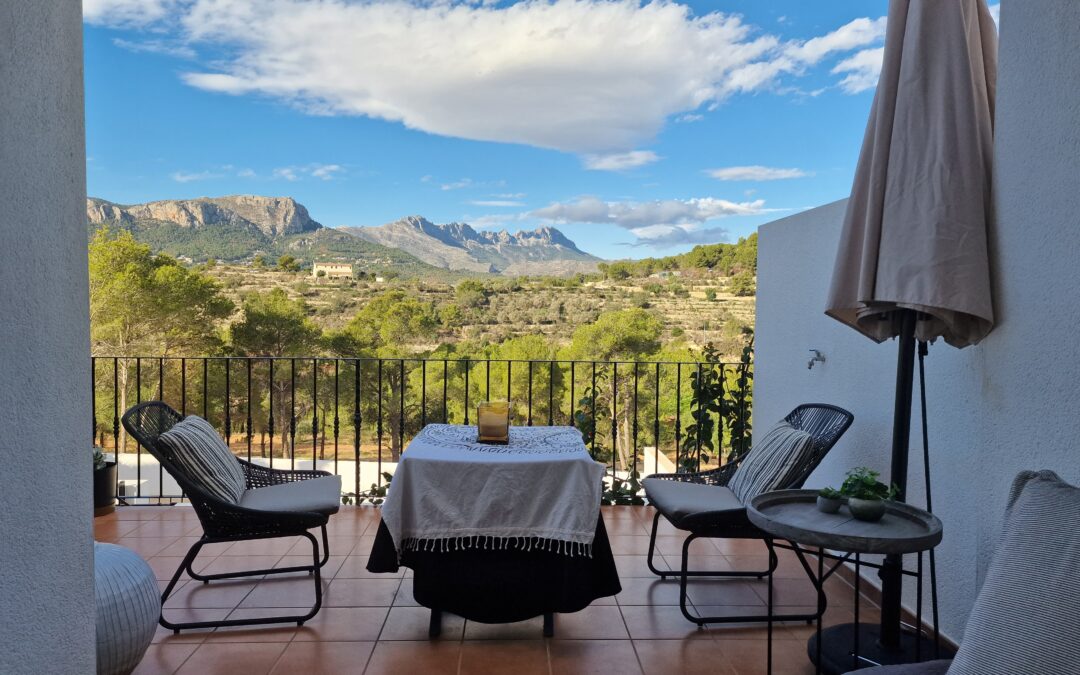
[325,577,401,607]
[147,556,196,581]
[119,537,179,559]
[201,607,305,643]
[392,578,422,607]
[682,580,765,607]
[684,606,802,639]
[269,641,376,674]
[223,538,300,557]
[380,606,465,640]
[633,639,739,675]
[459,640,549,675]
[619,605,715,641]
[601,517,651,537]
[175,642,287,675]
[336,555,405,579]
[364,640,462,675]
[726,554,815,580]
[272,555,346,580]
[198,555,283,578]
[607,535,653,555]
[164,579,259,610]
[131,643,198,675]
[650,535,724,558]
[714,637,816,675]
[615,577,685,606]
[292,606,390,642]
[614,555,667,578]
[660,553,737,574]
[114,507,167,521]
[551,605,629,640]
[548,639,644,675]
[239,575,329,609]
[464,615,546,641]
[152,608,231,644]
[95,518,143,539]
[129,520,200,538]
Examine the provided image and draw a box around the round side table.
[748,490,947,674]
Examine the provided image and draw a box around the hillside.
[86,196,459,279]
[343,216,600,276]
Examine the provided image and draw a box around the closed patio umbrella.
[821,0,997,671]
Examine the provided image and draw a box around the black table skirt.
[367,515,621,624]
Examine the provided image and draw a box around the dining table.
[366,424,622,636]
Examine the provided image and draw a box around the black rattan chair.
[643,403,854,626]
[122,401,340,632]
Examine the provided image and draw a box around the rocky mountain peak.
[86,195,322,237]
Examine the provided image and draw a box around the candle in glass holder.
[477,401,510,444]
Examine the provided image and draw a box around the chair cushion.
[727,421,815,504]
[239,475,342,515]
[642,478,754,533]
[947,470,1080,674]
[157,416,246,504]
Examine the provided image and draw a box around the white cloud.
[237,168,256,178]
[112,38,196,59]
[89,1,889,155]
[531,196,764,231]
[676,114,704,123]
[310,163,344,180]
[441,179,474,191]
[273,167,299,182]
[831,47,885,94]
[625,224,732,248]
[127,1,884,156]
[707,165,810,181]
[84,0,180,27]
[469,200,525,208]
[171,169,222,183]
[493,192,526,200]
[583,151,660,171]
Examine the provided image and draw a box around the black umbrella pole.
[880,309,917,649]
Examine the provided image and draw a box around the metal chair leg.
[161,532,323,632]
[648,511,775,580]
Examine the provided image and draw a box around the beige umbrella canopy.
[825,0,997,348]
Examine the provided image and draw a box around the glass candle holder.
[477,401,510,444]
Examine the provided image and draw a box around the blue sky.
[84,0,902,260]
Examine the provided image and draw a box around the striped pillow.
[727,421,815,505]
[157,415,246,504]
[948,471,1080,674]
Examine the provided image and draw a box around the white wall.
[753,0,1080,643]
[0,2,95,672]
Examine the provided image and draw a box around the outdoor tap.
[807,349,826,370]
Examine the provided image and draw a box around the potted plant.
[93,446,117,516]
[816,486,845,514]
[840,467,898,522]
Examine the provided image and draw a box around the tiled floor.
[95,505,877,675]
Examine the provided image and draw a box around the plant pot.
[94,462,117,516]
[847,497,886,522]
[816,495,844,514]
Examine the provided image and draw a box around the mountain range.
[86,196,600,276]
[342,216,599,275]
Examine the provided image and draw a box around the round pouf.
[94,542,160,675]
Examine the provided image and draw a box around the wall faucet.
[807,349,826,370]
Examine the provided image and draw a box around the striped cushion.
[727,421,815,504]
[948,470,1080,674]
[157,415,246,504]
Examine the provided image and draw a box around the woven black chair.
[643,403,853,626]
[122,401,341,632]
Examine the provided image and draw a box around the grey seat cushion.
[848,660,951,675]
[947,470,1080,675]
[642,478,755,533]
[239,475,342,515]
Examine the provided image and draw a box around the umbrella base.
[807,623,956,673]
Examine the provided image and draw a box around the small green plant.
[839,467,898,501]
[341,471,394,505]
[818,486,843,500]
[93,446,107,471]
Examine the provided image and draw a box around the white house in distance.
[311,261,352,279]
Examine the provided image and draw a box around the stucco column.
[0,1,95,672]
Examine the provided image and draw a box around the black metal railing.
[91,356,752,502]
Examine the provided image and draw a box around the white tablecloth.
[379,424,605,559]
